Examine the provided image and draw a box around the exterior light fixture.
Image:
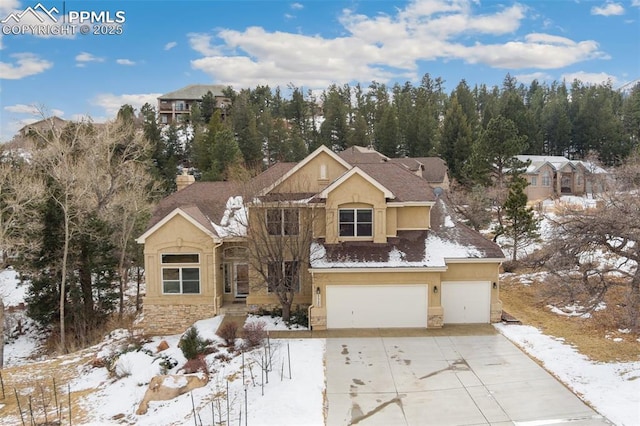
[316,286,321,295]
[493,282,497,289]
[433,285,438,294]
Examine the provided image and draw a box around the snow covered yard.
[2,315,325,425]
[496,323,640,426]
[2,254,639,426]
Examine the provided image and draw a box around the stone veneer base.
[141,303,216,335]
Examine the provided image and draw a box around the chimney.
[176,168,195,191]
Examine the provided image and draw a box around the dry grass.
[500,273,640,363]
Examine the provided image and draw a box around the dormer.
[318,167,394,244]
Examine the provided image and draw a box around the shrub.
[181,356,208,374]
[288,305,309,328]
[243,320,267,347]
[179,326,209,360]
[217,321,239,347]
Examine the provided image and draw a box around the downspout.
[308,269,316,330]
[213,239,223,312]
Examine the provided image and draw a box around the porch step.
[219,303,249,316]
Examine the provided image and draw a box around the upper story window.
[339,208,373,237]
[161,254,200,294]
[267,208,299,236]
[530,176,537,186]
[174,101,186,111]
[542,171,551,187]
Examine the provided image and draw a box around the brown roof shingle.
[355,163,437,202]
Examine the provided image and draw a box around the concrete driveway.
[325,334,610,425]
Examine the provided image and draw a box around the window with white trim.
[266,208,299,236]
[530,176,537,186]
[161,254,200,294]
[267,261,300,293]
[542,171,551,186]
[339,208,373,237]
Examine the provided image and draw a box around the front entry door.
[235,263,249,297]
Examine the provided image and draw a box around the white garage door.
[442,281,491,324]
[326,285,428,328]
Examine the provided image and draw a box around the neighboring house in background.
[157,84,231,124]
[516,155,607,201]
[337,145,450,191]
[136,146,504,335]
[17,116,67,138]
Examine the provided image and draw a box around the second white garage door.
[326,285,428,328]
[441,281,491,323]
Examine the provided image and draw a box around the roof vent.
[433,187,444,198]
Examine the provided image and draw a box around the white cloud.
[187,0,607,89]
[0,0,21,15]
[4,103,64,116]
[561,71,616,86]
[116,59,136,66]
[75,52,105,67]
[591,2,625,16]
[291,3,303,10]
[92,93,163,117]
[0,53,53,79]
[633,0,640,7]
[4,104,40,114]
[188,33,221,56]
[164,41,177,50]
[76,52,104,62]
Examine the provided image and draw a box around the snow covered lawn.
[496,323,640,426]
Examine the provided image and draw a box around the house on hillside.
[136,146,504,335]
[158,84,231,124]
[516,155,607,201]
[17,116,67,138]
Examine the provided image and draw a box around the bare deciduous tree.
[27,115,157,350]
[0,148,45,264]
[538,154,640,330]
[244,195,321,323]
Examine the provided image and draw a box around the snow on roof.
[517,155,607,174]
[310,234,484,269]
[212,196,247,237]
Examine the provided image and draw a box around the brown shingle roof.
[413,157,448,183]
[147,181,241,231]
[338,146,389,164]
[355,163,437,202]
[429,197,505,259]
[145,162,296,232]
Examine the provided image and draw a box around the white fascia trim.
[318,166,394,199]
[259,145,352,196]
[310,266,448,273]
[444,258,505,264]
[386,201,435,207]
[136,208,220,244]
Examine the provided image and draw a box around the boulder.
[136,373,209,415]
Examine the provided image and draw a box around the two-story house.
[157,84,231,124]
[517,155,607,201]
[136,146,504,335]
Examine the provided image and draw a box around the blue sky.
[1,0,639,142]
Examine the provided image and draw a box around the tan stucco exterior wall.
[272,151,349,194]
[324,173,388,244]
[395,205,430,230]
[140,214,220,335]
[309,261,503,330]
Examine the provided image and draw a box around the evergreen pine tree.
[496,176,539,261]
